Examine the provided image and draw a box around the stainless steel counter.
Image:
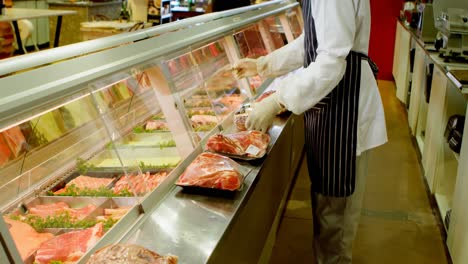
[78,113,304,264]
[398,20,468,92]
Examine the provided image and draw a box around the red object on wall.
[369,0,403,81]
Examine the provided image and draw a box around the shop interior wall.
[369,0,404,81]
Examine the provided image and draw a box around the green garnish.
[76,158,97,175]
[152,113,166,120]
[138,161,177,171]
[187,110,215,118]
[9,211,118,232]
[193,123,217,132]
[132,125,169,133]
[49,184,133,197]
[158,140,176,149]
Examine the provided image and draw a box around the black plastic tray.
[175,184,242,198]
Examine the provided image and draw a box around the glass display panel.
[0,91,130,263]
[161,40,248,144]
[88,68,182,199]
[189,40,248,142]
[263,16,288,50]
[0,65,182,263]
[286,9,302,39]
[234,25,269,92]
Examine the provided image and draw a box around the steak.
[113,171,168,195]
[205,131,270,158]
[35,223,103,264]
[4,217,54,261]
[145,120,168,131]
[176,152,243,191]
[54,175,114,195]
[87,244,178,264]
[0,134,12,166]
[2,126,26,157]
[29,202,96,220]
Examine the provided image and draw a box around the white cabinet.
[432,78,466,225]
[392,22,412,105]
[408,44,426,135]
[447,106,468,264]
[423,66,448,191]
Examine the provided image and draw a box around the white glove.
[232,58,258,79]
[246,93,283,133]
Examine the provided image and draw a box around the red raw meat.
[0,134,12,167]
[208,43,219,57]
[54,175,114,195]
[145,120,168,131]
[191,115,218,126]
[113,171,168,195]
[4,217,54,261]
[206,131,270,158]
[205,135,244,156]
[29,202,96,220]
[35,223,103,264]
[67,204,97,220]
[176,152,243,191]
[2,126,26,157]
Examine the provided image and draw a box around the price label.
[245,145,261,156]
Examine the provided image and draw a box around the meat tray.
[44,171,120,196]
[86,148,181,172]
[39,197,139,232]
[21,196,107,213]
[176,185,243,198]
[175,152,252,197]
[113,132,176,148]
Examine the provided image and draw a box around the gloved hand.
[232,58,258,79]
[246,93,284,133]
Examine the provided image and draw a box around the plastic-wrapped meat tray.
[175,152,248,197]
[205,131,270,161]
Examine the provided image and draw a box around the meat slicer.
[432,0,468,59]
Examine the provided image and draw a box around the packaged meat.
[206,131,270,159]
[176,152,244,191]
[0,133,12,167]
[54,175,114,195]
[4,217,54,261]
[113,171,168,196]
[35,222,103,264]
[87,244,178,264]
[2,126,26,157]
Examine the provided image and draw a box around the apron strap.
[355,52,379,79]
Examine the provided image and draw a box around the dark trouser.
[311,151,369,264]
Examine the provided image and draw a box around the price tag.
[245,145,261,156]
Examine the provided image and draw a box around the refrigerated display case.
[0,1,304,263]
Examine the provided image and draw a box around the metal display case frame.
[0,1,304,263]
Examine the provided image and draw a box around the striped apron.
[302,0,378,197]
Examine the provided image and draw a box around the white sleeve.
[276,0,357,115]
[256,33,305,78]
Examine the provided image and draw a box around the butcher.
[233,0,387,263]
